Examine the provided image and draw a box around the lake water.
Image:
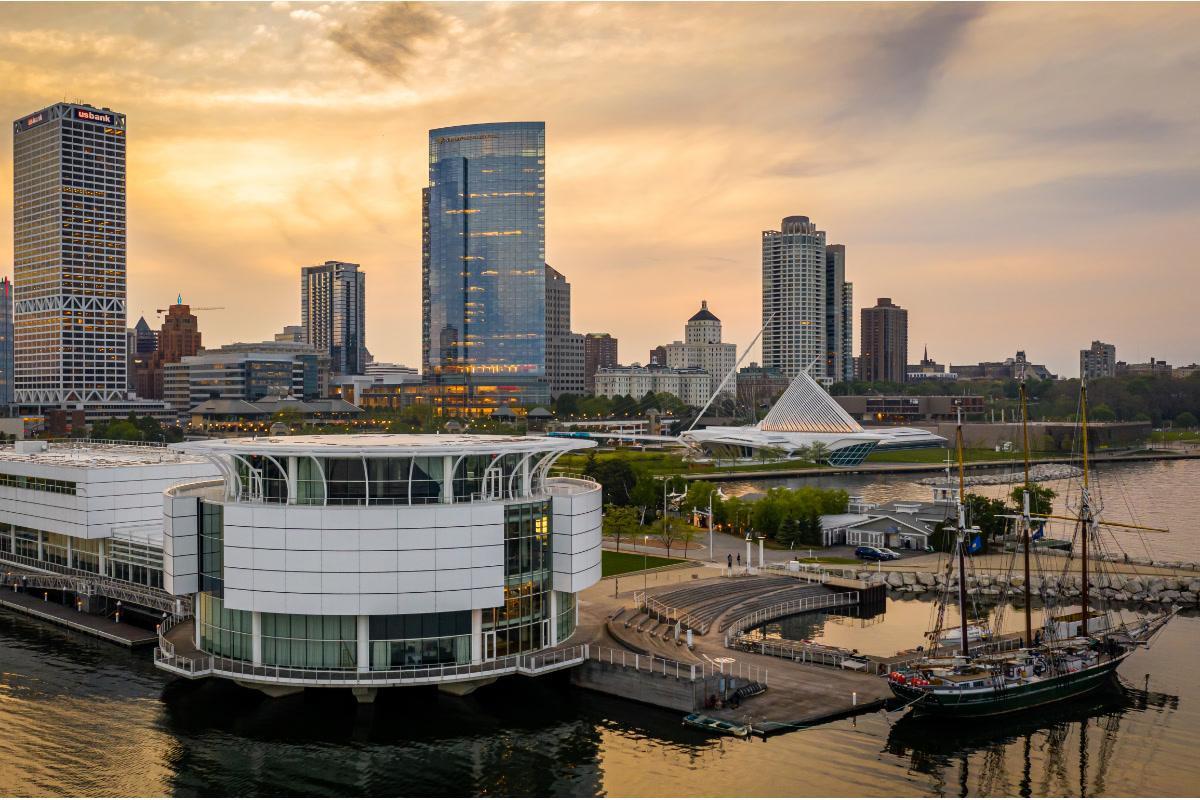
[1,458,1197,797]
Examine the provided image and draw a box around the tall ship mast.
[887,380,1177,717]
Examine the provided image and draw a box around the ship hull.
[891,656,1125,718]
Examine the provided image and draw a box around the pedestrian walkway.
[0,590,157,647]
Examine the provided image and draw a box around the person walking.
[727,553,733,569]
[736,553,741,566]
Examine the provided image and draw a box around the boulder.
[917,572,936,587]
[901,572,917,586]
[977,575,992,588]
[869,572,888,586]
[1189,580,1200,594]
[1181,591,1197,605]
[1148,578,1167,594]
[886,572,904,588]
[1161,590,1181,603]
[1124,579,1144,594]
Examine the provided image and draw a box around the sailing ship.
[887,379,1177,717]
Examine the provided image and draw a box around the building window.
[368,611,471,669]
[197,592,252,661]
[261,613,357,669]
[483,500,552,656]
[556,591,576,643]
[199,500,224,597]
[0,473,77,495]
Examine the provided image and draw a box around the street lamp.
[707,489,717,565]
[643,534,650,591]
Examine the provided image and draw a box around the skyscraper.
[0,278,13,407]
[423,122,549,413]
[301,260,366,377]
[762,216,851,385]
[860,297,908,383]
[13,102,127,405]
[584,333,618,394]
[1080,340,1117,381]
[132,316,157,355]
[544,265,584,398]
[825,244,854,383]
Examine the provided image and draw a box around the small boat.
[933,624,990,647]
[682,713,749,737]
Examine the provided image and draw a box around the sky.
[1,1,1198,377]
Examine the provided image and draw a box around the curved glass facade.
[483,499,553,657]
[423,122,549,413]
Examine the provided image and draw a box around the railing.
[154,642,590,685]
[724,590,860,643]
[1,563,187,615]
[587,645,768,686]
[634,590,705,634]
[735,636,862,670]
[759,562,858,583]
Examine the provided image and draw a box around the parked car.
[855,546,894,561]
[878,547,903,560]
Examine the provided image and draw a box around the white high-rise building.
[13,103,128,405]
[762,216,852,386]
[664,301,738,397]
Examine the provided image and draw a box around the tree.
[1176,411,1198,429]
[1090,403,1117,422]
[964,493,1009,546]
[583,451,599,478]
[629,474,662,524]
[603,504,640,552]
[591,458,638,506]
[555,394,580,417]
[808,442,830,465]
[678,525,698,558]
[1008,483,1056,516]
[656,516,682,557]
[681,480,722,525]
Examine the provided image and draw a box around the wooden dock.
[0,591,158,647]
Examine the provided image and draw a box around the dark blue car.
[855,546,894,561]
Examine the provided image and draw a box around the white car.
[878,547,903,559]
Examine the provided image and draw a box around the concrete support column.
[442,455,454,503]
[470,608,483,664]
[745,538,752,570]
[357,615,370,672]
[759,538,765,569]
[522,457,531,497]
[286,456,298,504]
[66,536,73,569]
[97,540,106,576]
[251,611,263,666]
[36,530,43,562]
[548,591,559,646]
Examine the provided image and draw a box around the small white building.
[0,440,220,590]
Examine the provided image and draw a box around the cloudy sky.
[1,1,1197,376]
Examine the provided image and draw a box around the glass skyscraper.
[423,122,549,414]
[301,260,366,376]
[12,102,127,405]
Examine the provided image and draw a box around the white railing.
[735,636,861,669]
[634,590,705,634]
[587,645,768,686]
[724,590,860,643]
[154,642,590,685]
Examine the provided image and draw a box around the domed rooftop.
[689,300,720,323]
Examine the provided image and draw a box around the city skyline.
[2,3,1199,377]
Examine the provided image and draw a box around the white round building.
[154,434,601,701]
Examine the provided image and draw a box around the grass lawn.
[601,549,686,577]
[1149,430,1200,442]
[864,447,1057,464]
[554,449,822,477]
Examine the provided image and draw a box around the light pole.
[643,535,650,591]
[707,489,716,565]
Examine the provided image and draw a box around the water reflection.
[884,678,1180,798]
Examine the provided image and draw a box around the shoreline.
[673,450,1200,483]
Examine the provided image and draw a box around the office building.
[1116,357,1173,378]
[0,278,12,407]
[648,346,667,367]
[423,122,549,414]
[736,362,790,415]
[1080,341,1117,381]
[274,324,304,343]
[132,302,203,400]
[951,351,1056,381]
[835,394,985,424]
[593,365,712,407]
[13,102,128,406]
[663,300,738,398]
[156,434,601,701]
[301,261,366,377]
[762,216,852,385]
[0,439,220,593]
[859,298,908,383]
[544,265,585,398]
[132,316,158,355]
[583,334,618,394]
[163,341,329,413]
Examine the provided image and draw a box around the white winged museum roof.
[172,433,594,458]
[758,370,864,434]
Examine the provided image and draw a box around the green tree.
[656,516,682,557]
[808,441,830,465]
[1008,482,1056,516]
[555,394,580,417]
[602,504,640,552]
[591,458,638,506]
[965,493,1009,546]
[1176,411,1198,429]
[1090,403,1117,422]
